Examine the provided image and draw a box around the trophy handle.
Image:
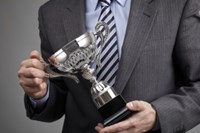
[94,21,110,67]
[42,60,80,83]
[95,21,109,46]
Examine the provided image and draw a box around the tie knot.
[100,0,111,7]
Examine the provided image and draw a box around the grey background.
[0,0,199,133]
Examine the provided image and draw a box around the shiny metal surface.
[94,86,117,108]
[76,32,95,48]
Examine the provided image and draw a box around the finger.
[100,119,134,133]
[22,86,41,94]
[30,50,43,61]
[122,127,145,133]
[126,101,146,112]
[95,123,104,132]
[20,58,45,70]
[23,82,47,99]
[97,123,104,128]
[18,67,46,78]
[95,126,103,132]
[20,79,47,92]
[28,90,47,99]
[19,77,45,87]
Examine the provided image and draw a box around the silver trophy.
[44,22,132,126]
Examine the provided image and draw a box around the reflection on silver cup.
[45,22,133,126]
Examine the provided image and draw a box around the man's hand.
[95,100,156,133]
[18,50,48,99]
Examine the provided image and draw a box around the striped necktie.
[96,0,119,87]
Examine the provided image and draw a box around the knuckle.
[134,121,140,129]
[17,70,23,78]
[129,119,136,127]
[31,59,39,68]
[37,83,43,90]
[41,82,47,90]
[150,108,155,114]
[29,68,37,77]
[18,66,27,78]
[33,78,40,85]
[132,125,141,133]
[19,79,24,86]
[148,105,156,115]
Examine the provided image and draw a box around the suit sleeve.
[24,5,68,122]
[152,0,200,132]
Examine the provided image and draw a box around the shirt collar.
[117,0,127,7]
[89,0,128,11]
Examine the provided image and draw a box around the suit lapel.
[114,0,158,93]
[62,0,86,42]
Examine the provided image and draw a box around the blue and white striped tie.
[96,0,119,87]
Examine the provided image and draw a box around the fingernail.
[98,123,103,128]
[127,102,133,109]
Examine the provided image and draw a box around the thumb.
[126,100,145,112]
[30,50,43,61]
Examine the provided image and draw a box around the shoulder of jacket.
[39,0,66,11]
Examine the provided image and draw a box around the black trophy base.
[98,95,133,126]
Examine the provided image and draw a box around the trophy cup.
[44,22,132,126]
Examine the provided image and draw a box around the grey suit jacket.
[25,0,200,132]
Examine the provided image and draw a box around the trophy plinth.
[99,95,132,126]
[44,22,133,126]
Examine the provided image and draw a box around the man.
[18,0,200,132]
